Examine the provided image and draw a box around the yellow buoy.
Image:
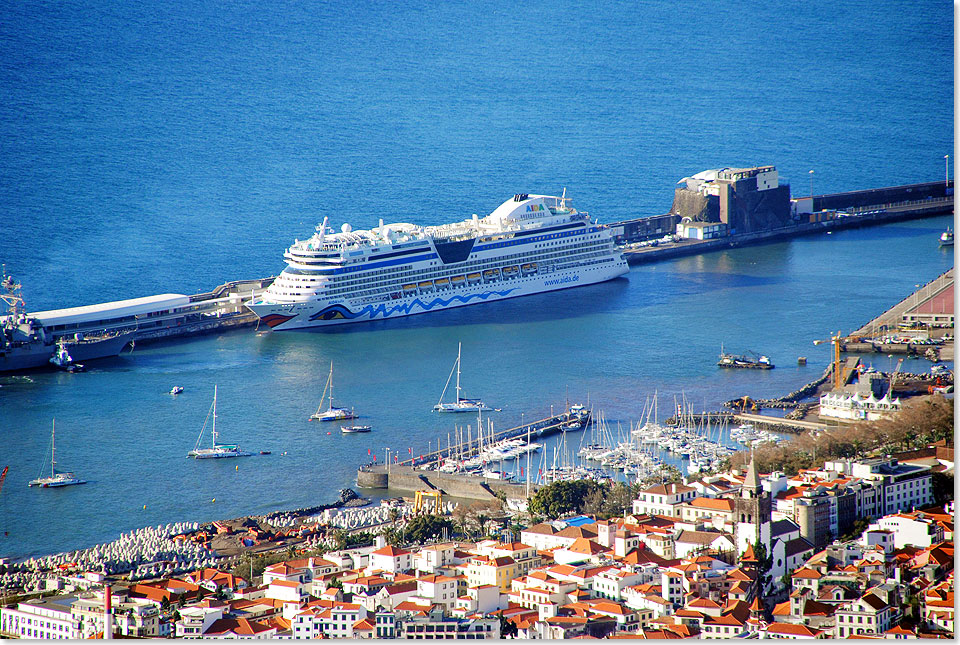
[143,505,146,510]
[236,465,239,471]
[212,498,216,503]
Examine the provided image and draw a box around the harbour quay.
[611,169,953,266]
[8,170,952,351]
[10,277,273,346]
[357,409,588,500]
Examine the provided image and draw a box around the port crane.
[813,330,845,389]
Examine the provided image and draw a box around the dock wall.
[357,465,536,501]
[623,200,953,266]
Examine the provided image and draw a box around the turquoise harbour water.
[0,1,954,559]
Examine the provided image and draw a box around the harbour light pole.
[945,155,950,187]
[808,169,814,198]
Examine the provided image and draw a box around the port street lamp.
[809,169,815,199]
[946,155,950,187]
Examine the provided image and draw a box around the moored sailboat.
[29,420,86,488]
[187,386,252,459]
[433,343,492,413]
[310,362,358,421]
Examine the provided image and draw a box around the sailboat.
[187,386,253,459]
[433,342,492,413]
[309,362,358,421]
[29,420,86,487]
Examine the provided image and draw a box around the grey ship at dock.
[0,272,134,374]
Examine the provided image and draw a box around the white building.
[818,390,901,421]
[874,513,945,549]
[0,595,80,640]
[632,483,697,517]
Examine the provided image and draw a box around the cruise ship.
[246,193,629,330]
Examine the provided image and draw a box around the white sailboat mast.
[455,342,462,402]
[328,362,335,409]
[212,385,218,447]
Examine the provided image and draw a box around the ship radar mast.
[1,264,25,317]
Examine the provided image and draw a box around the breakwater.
[622,194,952,267]
[357,464,535,501]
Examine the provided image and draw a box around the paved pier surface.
[849,269,953,339]
[733,412,826,432]
[357,464,535,501]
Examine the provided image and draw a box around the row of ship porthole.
[355,261,616,306]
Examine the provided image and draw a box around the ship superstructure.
[247,193,628,329]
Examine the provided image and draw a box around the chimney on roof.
[104,584,113,640]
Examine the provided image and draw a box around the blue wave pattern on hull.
[309,289,518,321]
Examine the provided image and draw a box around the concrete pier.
[356,464,535,501]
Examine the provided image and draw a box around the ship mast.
[212,386,218,447]
[51,419,56,477]
[455,343,462,402]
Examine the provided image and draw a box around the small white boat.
[187,386,253,459]
[310,362,359,421]
[29,420,86,488]
[170,386,184,395]
[341,425,371,434]
[433,343,492,413]
[939,228,954,246]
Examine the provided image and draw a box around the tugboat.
[717,345,774,370]
[49,341,86,372]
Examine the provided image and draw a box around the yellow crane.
[414,490,442,515]
[813,330,845,389]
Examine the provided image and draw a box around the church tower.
[734,455,771,555]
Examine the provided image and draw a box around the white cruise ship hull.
[249,261,627,330]
[247,193,629,331]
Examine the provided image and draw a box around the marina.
[0,0,952,571]
[0,211,952,560]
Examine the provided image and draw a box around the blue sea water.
[0,1,953,558]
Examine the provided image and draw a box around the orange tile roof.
[765,622,822,637]
[688,497,734,512]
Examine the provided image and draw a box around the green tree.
[602,482,637,518]
[840,517,871,542]
[528,480,602,519]
[581,487,606,518]
[932,472,954,506]
[499,614,518,638]
[403,514,453,544]
[752,540,774,593]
